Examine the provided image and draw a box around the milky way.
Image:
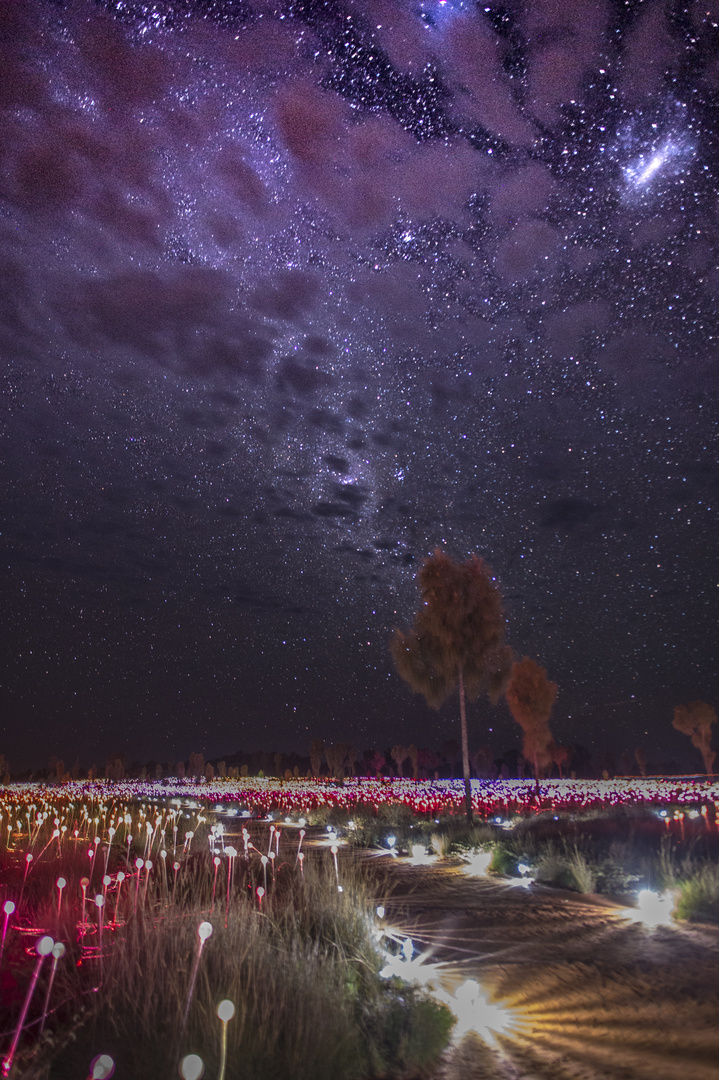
[1,0,717,770]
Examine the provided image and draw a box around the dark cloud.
[276,358,335,396]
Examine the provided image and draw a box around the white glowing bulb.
[90,1053,115,1079]
[52,942,66,959]
[198,921,213,942]
[179,1054,204,1080]
[36,935,54,956]
[216,999,235,1022]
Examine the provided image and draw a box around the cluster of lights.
[0,774,703,1074]
[2,775,717,822]
[0,795,306,1072]
[376,920,521,1046]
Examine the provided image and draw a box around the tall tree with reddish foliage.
[390,549,509,823]
[672,701,717,775]
[505,657,558,781]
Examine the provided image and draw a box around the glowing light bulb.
[36,936,54,956]
[90,1053,115,1079]
[179,1055,204,1080]
[217,999,235,1022]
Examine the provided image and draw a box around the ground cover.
[0,778,718,1078]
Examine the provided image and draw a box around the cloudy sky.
[1,0,717,771]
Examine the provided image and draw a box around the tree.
[325,742,353,780]
[505,657,557,781]
[105,751,127,781]
[188,752,205,779]
[549,741,571,779]
[470,745,495,779]
[441,739,460,779]
[365,749,385,778]
[390,549,509,822]
[390,744,408,777]
[309,738,324,778]
[417,746,441,778]
[673,701,717,775]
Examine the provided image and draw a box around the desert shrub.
[533,845,574,889]
[673,864,719,924]
[362,981,455,1077]
[452,824,495,852]
[305,804,335,827]
[430,831,453,859]
[565,846,598,893]
[343,816,383,849]
[429,823,494,859]
[594,858,640,895]
[488,843,519,877]
[377,801,416,831]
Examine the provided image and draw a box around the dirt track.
[368,856,719,1080]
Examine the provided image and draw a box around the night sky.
[1,0,717,772]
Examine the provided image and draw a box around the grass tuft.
[673,863,719,924]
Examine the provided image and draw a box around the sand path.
[366,856,719,1080]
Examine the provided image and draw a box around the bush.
[534,845,574,889]
[488,843,519,877]
[673,864,719,924]
[565,847,598,894]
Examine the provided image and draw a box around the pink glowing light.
[1,936,54,1076]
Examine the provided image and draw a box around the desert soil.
[364,855,719,1080]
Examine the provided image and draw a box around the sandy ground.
[364,856,719,1080]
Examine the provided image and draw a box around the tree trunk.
[458,668,473,825]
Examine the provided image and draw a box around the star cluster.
[0,0,717,770]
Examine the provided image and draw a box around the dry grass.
[1,818,452,1080]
